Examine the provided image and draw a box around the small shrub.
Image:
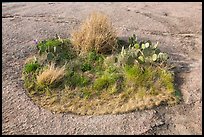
[71,12,117,54]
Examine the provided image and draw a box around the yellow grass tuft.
[37,63,65,85]
[71,12,117,54]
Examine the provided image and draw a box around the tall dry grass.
[71,12,117,54]
[37,63,65,85]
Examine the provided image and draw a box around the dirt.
[2,2,202,135]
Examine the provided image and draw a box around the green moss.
[45,39,62,47]
[91,62,104,75]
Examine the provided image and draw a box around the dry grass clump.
[71,12,117,54]
[37,63,65,85]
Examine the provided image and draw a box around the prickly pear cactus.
[127,34,169,64]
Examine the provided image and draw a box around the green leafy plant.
[36,38,76,64]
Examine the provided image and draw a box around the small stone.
[155,120,165,127]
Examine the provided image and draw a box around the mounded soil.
[2,2,202,135]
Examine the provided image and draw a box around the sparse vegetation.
[22,12,181,115]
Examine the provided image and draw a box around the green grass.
[66,72,90,87]
[93,74,116,91]
[23,62,40,74]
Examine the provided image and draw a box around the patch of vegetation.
[93,73,118,91]
[36,37,76,65]
[22,12,180,116]
[66,71,90,87]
